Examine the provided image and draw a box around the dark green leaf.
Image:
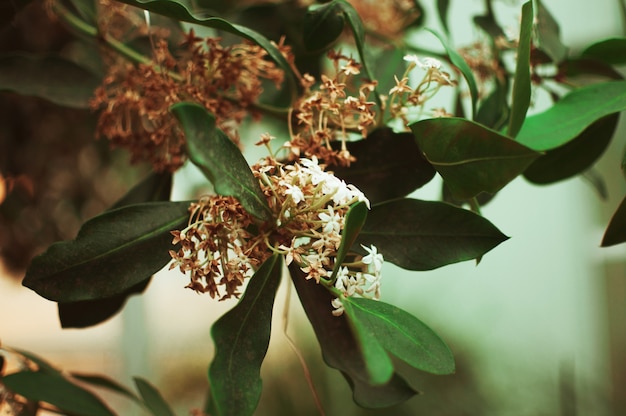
[2,371,115,416]
[22,201,190,302]
[507,1,533,138]
[534,1,568,63]
[111,171,173,210]
[411,117,540,200]
[0,53,101,108]
[347,298,455,375]
[581,38,626,65]
[582,169,608,200]
[436,0,450,34]
[72,373,142,404]
[557,57,624,83]
[58,278,152,328]
[354,199,509,270]
[331,201,368,280]
[475,79,509,130]
[303,2,345,52]
[341,299,394,385]
[289,264,419,407]
[473,13,506,39]
[171,102,272,222]
[332,128,436,204]
[116,0,296,92]
[347,374,419,408]
[524,114,619,184]
[209,255,283,416]
[516,81,626,151]
[602,195,626,247]
[11,348,58,374]
[425,28,479,118]
[134,377,176,416]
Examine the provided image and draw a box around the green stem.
[468,197,482,215]
[52,0,153,67]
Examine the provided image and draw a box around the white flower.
[403,54,442,70]
[331,297,345,316]
[361,244,384,274]
[282,182,305,204]
[318,206,342,235]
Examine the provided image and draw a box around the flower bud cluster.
[169,155,382,313]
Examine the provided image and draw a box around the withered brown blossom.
[284,51,377,167]
[91,30,286,172]
[348,0,421,40]
[457,41,507,98]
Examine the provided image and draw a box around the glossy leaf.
[507,1,533,138]
[602,195,626,247]
[208,255,283,416]
[331,201,368,280]
[111,171,173,210]
[303,1,345,52]
[581,38,626,65]
[289,264,419,407]
[354,198,509,270]
[22,201,190,302]
[411,117,540,200]
[516,81,626,151]
[524,114,619,184]
[342,299,394,385]
[0,53,101,108]
[534,1,568,63]
[332,128,436,204]
[134,377,176,416]
[58,278,152,328]
[2,371,114,416]
[347,298,454,375]
[425,28,479,118]
[116,0,296,90]
[171,102,272,222]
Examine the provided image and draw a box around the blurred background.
[2,0,626,414]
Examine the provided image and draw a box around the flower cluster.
[348,0,421,40]
[457,41,507,98]
[169,155,382,313]
[387,55,458,124]
[91,31,287,172]
[283,51,377,167]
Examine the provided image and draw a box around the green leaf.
[534,0,568,63]
[475,78,509,130]
[0,53,101,108]
[557,57,624,82]
[331,128,436,204]
[507,1,533,138]
[347,298,455,375]
[289,264,419,407]
[303,1,345,52]
[208,254,283,416]
[302,1,381,106]
[516,81,626,151]
[331,201,368,280]
[602,195,626,247]
[411,117,540,200]
[22,201,190,302]
[2,371,115,416]
[341,300,394,385]
[436,0,450,34]
[425,28,479,118]
[116,0,296,92]
[111,171,173,210]
[72,373,142,404]
[354,198,509,270]
[524,114,619,184]
[58,278,152,328]
[581,37,626,65]
[171,102,272,222]
[134,377,176,416]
